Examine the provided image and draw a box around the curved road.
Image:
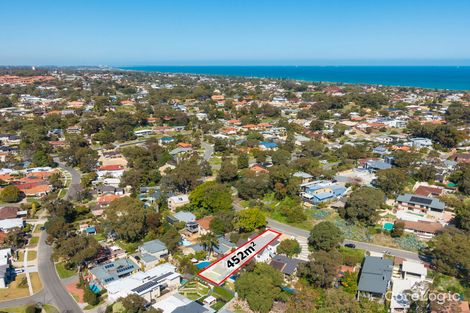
[0,160,83,312]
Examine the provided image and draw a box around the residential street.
[0,231,82,312]
[266,218,422,262]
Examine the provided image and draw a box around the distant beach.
[120,66,470,91]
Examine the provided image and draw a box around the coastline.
[119,65,470,91]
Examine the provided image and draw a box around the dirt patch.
[65,280,84,303]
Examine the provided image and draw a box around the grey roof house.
[90,258,139,287]
[357,256,393,302]
[133,239,169,269]
[396,193,445,217]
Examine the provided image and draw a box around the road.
[202,142,214,161]
[0,158,85,312]
[0,231,82,312]
[266,218,421,262]
[54,158,82,200]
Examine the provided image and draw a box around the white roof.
[0,218,23,230]
[0,248,11,266]
[106,263,179,301]
[402,261,427,276]
[153,293,191,313]
[169,194,189,204]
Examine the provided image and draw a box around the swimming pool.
[180,238,192,246]
[383,222,394,231]
[196,261,211,269]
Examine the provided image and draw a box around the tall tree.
[340,187,385,224]
[308,221,343,251]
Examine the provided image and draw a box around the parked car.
[344,243,356,248]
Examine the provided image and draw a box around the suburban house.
[364,159,392,172]
[269,255,304,278]
[153,293,213,313]
[167,211,197,233]
[396,194,445,219]
[196,216,213,235]
[133,239,168,269]
[0,218,24,232]
[410,137,433,149]
[169,147,193,163]
[90,258,139,287]
[167,194,190,211]
[96,165,125,179]
[0,248,11,288]
[391,261,428,312]
[357,256,393,302]
[399,219,444,239]
[293,171,314,184]
[106,263,180,302]
[258,141,278,151]
[300,180,347,205]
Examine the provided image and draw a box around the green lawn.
[116,240,141,253]
[93,233,106,241]
[339,246,365,266]
[28,236,39,247]
[0,305,57,313]
[432,272,470,299]
[33,224,44,234]
[55,262,76,279]
[213,286,234,302]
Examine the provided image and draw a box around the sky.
[1,0,470,66]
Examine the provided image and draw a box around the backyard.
[179,280,210,300]
[0,274,30,301]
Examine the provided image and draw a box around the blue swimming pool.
[180,238,192,246]
[383,222,394,231]
[196,261,211,269]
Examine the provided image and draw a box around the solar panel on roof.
[132,279,160,294]
[410,196,433,205]
[104,264,114,269]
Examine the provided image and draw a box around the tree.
[455,201,470,232]
[428,228,470,282]
[341,271,359,294]
[237,153,249,169]
[453,164,470,195]
[298,249,341,288]
[340,187,385,224]
[84,284,99,305]
[44,199,76,223]
[237,208,266,232]
[308,221,343,251]
[277,239,301,257]
[158,224,181,252]
[217,159,238,183]
[235,263,286,313]
[198,233,219,257]
[286,284,320,313]
[120,294,160,313]
[189,181,232,216]
[4,228,28,249]
[235,170,270,200]
[391,220,405,237]
[309,119,324,131]
[104,197,146,242]
[376,168,407,196]
[54,235,100,268]
[0,185,21,203]
[210,210,235,235]
[414,165,436,181]
[271,149,291,166]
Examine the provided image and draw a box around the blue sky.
[1,0,470,66]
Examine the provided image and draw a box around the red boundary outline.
[197,228,282,285]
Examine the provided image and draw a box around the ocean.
[120,66,470,91]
